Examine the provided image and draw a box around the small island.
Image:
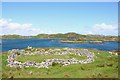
[60,40,105,44]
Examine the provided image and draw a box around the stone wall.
[7,47,95,68]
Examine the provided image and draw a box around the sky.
[0,2,118,36]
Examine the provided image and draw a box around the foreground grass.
[2,48,118,78]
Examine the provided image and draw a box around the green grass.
[16,53,86,63]
[2,48,118,78]
[0,53,2,79]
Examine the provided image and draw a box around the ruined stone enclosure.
[7,47,95,68]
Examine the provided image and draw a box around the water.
[1,38,119,52]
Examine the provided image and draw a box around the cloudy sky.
[1,2,118,36]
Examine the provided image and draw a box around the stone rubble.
[7,47,95,68]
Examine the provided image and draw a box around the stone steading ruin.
[7,47,95,68]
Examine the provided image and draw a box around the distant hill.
[0,32,119,42]
[1,35,32,39]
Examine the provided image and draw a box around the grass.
[1,48,118,78]
[16,53,86,63]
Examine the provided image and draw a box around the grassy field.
[16,53,86,63]
[1,48,118,78]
